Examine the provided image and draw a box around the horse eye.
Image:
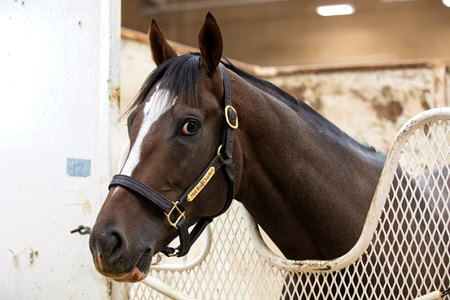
[181,119,200,136]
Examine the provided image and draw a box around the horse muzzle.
[89,228,153,283]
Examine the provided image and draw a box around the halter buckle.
[225,105,238,129]
[165,201,185,229]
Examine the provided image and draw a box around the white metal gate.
[127,108,450,299]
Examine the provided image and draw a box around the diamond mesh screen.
[127,111,450,299]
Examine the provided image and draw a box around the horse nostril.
[107,231,122,255]
[91,228,127,263]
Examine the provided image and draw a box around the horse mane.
[222,61,380,155]
[126,53,378,154]
[127,53,299,114]
[222,61,300,110]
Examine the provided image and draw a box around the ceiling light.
[443,0,450,7]
[316,4,355,16]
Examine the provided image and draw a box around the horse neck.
[231,73,386,260]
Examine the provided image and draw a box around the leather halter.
[108,65,237,257]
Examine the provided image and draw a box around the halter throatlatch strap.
[108,65,237,257]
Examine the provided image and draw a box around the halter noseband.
[108,65,237,257]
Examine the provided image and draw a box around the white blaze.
[121,85,176,177]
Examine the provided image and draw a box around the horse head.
[89,13,242,282]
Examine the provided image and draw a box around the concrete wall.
[0,1,120,299]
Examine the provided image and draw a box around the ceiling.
[123,0,450,66]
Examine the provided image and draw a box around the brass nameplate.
[187,167,216,202]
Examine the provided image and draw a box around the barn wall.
[269,65,450,152]
[0,1,120,299]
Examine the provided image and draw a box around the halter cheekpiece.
[108,65,237,257]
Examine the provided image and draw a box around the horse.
[88,13,448,297]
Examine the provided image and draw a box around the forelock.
[127,54,201,115]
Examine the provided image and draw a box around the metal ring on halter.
[225,105,238,129]
[164,201,185,229]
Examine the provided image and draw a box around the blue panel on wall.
[66,158,91,177]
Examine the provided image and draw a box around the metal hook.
[70,225,91,235]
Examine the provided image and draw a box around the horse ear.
[198,12,223,75]
[149,19,178,65]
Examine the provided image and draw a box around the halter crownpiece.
[108,64,237,257]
